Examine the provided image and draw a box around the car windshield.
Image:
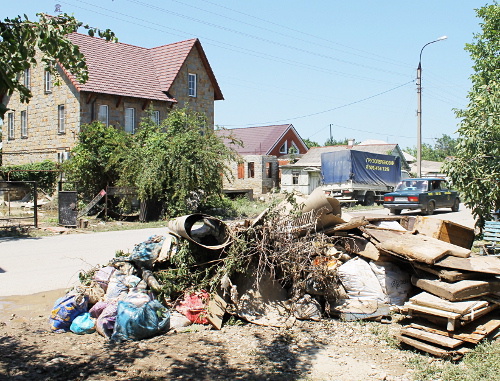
[395,180,428,192]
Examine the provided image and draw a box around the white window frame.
[290,141,299,154]
[125,107,136,133]
[58,105,65,134]
[44,70,52,93]
[7,112,14,140]
[279,141,288,154]
[24,68,30,90]
[98,105,109,126]
[20,110,28,138]
[188,73,197,97]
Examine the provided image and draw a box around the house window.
[20,110,28,138]
[7,112,14,140]
[58,105,65,133]
[279,141,288,154]
[248,162,255,178]
[290,141,299,154]
[24,68,30,90]
[237,163,245,179]
[292,170,300,185]
[98,105,109,126]
[125,107,135,133]
[44,70,52,93]
[188,73,197,97]
[266,162,273,178]
[151,110,160,125]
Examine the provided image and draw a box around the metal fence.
[0,181,38,228]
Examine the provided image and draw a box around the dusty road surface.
[0,206,477,380]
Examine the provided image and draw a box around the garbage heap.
[49,188,500,359]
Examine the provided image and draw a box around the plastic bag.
[369,261,410,306]
[337,257,387,302]
[127,235,165,267]
[49,292,88,333]
[95,302,118,338]
[111,299,170,342]
[174,290,210,324]
[70,312,96,334]
[93,266,115,292]
[89,301,108,319]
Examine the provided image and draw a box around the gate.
[0,181,38,228]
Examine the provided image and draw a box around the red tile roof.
[63,33,222,102]
[218,124,292,155]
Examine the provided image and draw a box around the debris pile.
[48,189,500,360]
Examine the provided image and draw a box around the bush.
[0,160,59,194]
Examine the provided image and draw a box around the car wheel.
[451,198,460,212]
[364,192,375,206]
[390,208,402,215]
[423,201,435,215]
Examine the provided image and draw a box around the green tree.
[117,108,241,217]
[443,4,500,227]
[405,134,458,162]
[324,137,349,146]
[0,13,116,118]
[63,121,130,196]
[303,138,320,148]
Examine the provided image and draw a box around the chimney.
[348,138,355,147]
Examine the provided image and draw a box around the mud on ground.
[0,290,421,381]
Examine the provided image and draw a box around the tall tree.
[303,138,320,148]
[443,4,500,227]
[405,134,458,162]
[324,137,349,146]
[0,13,116,118]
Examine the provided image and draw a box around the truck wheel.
[422,201,435,215]
[390,209,401,215]
[364,192,375,206]
[451,198,460,212]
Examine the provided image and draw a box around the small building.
[218,124,308,197]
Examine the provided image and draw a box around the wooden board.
[413,262,485,282]
[411,276,493,301]
[413,216,475,249]
[362,227,406,243]
[410,292,488,314]
[397,334,470,359]
[205,293,227,330]
[435,256,500,275]
[400,327,463,348]
[345,235,381,260]
[377,234,471,265]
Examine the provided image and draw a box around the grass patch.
[408,340,500,381]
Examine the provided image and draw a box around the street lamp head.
[437,35,448,41]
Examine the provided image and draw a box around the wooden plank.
[461,304,497,322]
[345,235,381,260]
[414,216,475,249]
[412,276,494,301]
[412,262,480,282]
[409,323,485,344]
[435,256,500,275]
[205,293,227,330]
[401,327,464,348]
[397,334,451,357]
[362,227,406,243]
[410,292,488,314]
[377,234,471,265]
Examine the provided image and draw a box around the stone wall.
[169,46,216,127]
[2,58,81,165]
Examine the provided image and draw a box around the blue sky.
[3,0,490,149]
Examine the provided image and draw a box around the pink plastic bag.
[174,290,210,324]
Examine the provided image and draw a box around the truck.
[320,150,402,206]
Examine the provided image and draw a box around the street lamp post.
[417,36,447,178]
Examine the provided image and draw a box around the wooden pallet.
[397,314,500,359]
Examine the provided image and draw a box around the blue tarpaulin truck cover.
[321,150,401,187]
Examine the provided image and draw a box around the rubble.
[48,190,500,362]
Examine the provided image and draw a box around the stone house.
[1,33,223,165]
[281,140,410,195]
[218,124,308,197]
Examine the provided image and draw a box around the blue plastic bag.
[127,235,165,267]
[70,312,96,334]
[49,293,88,333]
[111,299,170,342]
